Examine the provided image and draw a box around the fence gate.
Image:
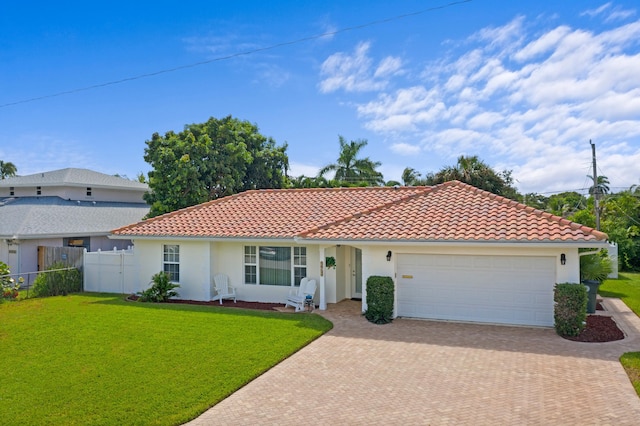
[38,246,85,271]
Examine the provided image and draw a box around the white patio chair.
[284,278,317,312]
[211,273,237,304]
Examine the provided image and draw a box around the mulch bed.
[562,315,625,342]
[126,294,283,311]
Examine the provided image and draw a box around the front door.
[351,247,362,299]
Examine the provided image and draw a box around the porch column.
[319,246,327,310]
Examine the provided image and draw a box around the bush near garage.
[554,282,587,337]
[364,275,394,324]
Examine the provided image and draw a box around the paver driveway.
[187,298,640,425]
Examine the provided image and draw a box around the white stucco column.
[319,246,327,310]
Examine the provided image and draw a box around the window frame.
[162,244,180,283]
[244,245,308,287]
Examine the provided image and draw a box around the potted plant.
[580,252,613,313]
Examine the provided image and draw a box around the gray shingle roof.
[0,168,148,190]
[0,196,149,238]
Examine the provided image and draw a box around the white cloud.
[390,142,421,155]
[325,14,640,193]
[581,2,636,23]
[288,162,320,178]
[581,3,612,18]
[318,41,403,93]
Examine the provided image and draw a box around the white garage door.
[396,254,556,326]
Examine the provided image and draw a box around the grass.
[599,272,640,397]
[0,294,332,425]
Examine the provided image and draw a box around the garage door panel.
[396,254,555,326]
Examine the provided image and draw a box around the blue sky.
[1,1,639,195]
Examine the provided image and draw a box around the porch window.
[163,244,180,282]
[244,246,307,286]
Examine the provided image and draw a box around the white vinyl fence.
[84,248,140,294]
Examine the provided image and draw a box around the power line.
[0,0,473,109]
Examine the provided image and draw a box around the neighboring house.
[0,168,150,275]
[110,181,608,327]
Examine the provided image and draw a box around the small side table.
[304,297,314,312]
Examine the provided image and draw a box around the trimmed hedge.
[364,275,394,324]
[554,282,587,337]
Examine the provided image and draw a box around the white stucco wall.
[359,244,580,312]
[130,238,583,308]
[133,239,322,303]
[133,239,211,301]
[211,241,321,303]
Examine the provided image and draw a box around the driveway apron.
[186,298,640,425]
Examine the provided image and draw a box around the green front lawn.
[0,294,332,425]
[600,272,640,396]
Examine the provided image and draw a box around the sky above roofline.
[1,1,638,195]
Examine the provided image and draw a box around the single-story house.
[0,168,149,275]
[110,181,608,327]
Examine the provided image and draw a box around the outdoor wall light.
[386,250,392,262]
[560,253,566,265]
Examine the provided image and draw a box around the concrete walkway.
[186,298,640,425]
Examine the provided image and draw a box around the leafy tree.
[318,136,384,186]
[600,190,640,270]
[290,175,331,188]
[547,192,586,217]
[143,116,289,217]
[522,193,549,210]
[424,155,520,200]
[0,161,17,179]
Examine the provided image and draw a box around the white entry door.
[396,254,556,326]
[351,248,362,299]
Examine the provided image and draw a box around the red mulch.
[126,295,282,311]
[562,315,625,342]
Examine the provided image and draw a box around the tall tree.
[425,155,520,200]
[318,136,384,186]
[401,167,423,186]
[588,175,610,195]
[143,116,289,217]
[0,161,17,179]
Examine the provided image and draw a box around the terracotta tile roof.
[112,181,608,243]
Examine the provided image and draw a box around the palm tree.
[401,167,422,186]
[0,161,17,179]
[588,175,610,196]
[318,136,384,186]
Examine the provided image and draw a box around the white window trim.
[163,244,180,283]
[244,246,307,286]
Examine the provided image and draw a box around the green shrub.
[1,261,22,300]
[138,272,180,302]
[580,252,613,282]
[554,282,587,337]
[364,275,394,324]
[32,262,82,297]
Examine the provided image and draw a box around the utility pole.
[591,140,600,231]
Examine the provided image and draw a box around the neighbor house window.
[163,244,180,282]
[86,187,92,196]
[36,186,41,195]
[244,246,307,286]
[64,237,90,250]
[9,187,14,196]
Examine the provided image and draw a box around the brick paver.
[186,298,640,425]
